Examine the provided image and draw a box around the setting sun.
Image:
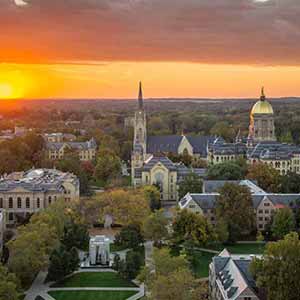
[0,83,16,99]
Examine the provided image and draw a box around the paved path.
[24,271,50,300]
[49,287,140,291]
[145,241,154,269]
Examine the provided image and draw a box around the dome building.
[248,88,276,143]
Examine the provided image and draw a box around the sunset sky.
[1,0,300,99]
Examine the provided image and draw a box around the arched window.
[154,172,164,192]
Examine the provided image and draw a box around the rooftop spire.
[260,86,266,101]
[138,81,143,110]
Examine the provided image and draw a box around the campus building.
[131,83,208,201]
[46,138,97,161]
[209,249,261,300]
[0,169,80,225]
[179,180,300,231]
[207,88,300,175]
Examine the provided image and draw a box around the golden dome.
[250,87,274,115]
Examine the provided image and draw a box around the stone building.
[46,138,97,161]
[248,87,276,144]
[134,155,206,201]
[0,169,79,225]
[131,83,210,201]
[0,209,5,255]
[179,180,300,231]
[209,249,261,300]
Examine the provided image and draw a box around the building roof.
[46,138,97,151]
[203,180,265,194]
[0,169,79,193]
[211,250,260,300]
[179,190,300,211]
[147,135,183,154]
[147,135,217,156]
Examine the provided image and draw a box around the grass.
[191,250,215,278]
[208,242,265,254]
[49,291,137,300]
[51,272,136,288]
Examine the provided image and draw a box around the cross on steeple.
[138,81,143,110]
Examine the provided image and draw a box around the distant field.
[51,272,136,288]
[49,291,136,300]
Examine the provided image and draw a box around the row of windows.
[0,196,56,209]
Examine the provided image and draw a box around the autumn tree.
[178,172,203,199]
[98,189,151,226]
[247,163,281,192]
[251,232,300,300]
[143,210,169,247]
[216,183,256,243]
[271,208,295,240]
[0,265,20,300]
[172,209,215,247]
[143,185,161,211]
[94,148,121,184]
[138,248,207,300]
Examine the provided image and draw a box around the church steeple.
[138,81,143,110]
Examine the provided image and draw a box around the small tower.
[131,82,147,185]
[248,87,276,144]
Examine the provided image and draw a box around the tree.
[94,148,121,184]
[7,201,69,287]
[61,219,90,251]
[207,161,244,180]
[271,208,295,240]
[47,245,79,282]
[216,183,256,243]
[210,121,235,141]
[247,163,281,193]
[0,265,20,300]
[178,173,203,199]
[138,248,207,300]
[250,232,300,300]
[142,210,169,247]
[99,189,151,226]
[114,224,144,250]
[280,172,300,193]
[143,185,161,211]
[172,209,215,247]
[118,250,144,280]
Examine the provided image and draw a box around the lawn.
[209,242,265,254]
[49,291,137,300]
[51,272,136,288]
[191,250,215,278]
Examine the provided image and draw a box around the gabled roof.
[46,138,97,151]
[142,156,177,171]
[186,136,217,156]
[147,135,183,154]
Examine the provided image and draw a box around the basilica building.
[131,84,300,202]
[131,83,211,201]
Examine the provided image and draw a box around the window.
[265,210,269,214]
[264,202,270,207]
[9,197,13,208]
[37,198,40,208]
[17,197,22,209]
[258,210,263,214]
[9,212,14,221]
[0,198,3,208]
[48,196,52,204]
[189,205,196,209]
[26,197,30,209]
